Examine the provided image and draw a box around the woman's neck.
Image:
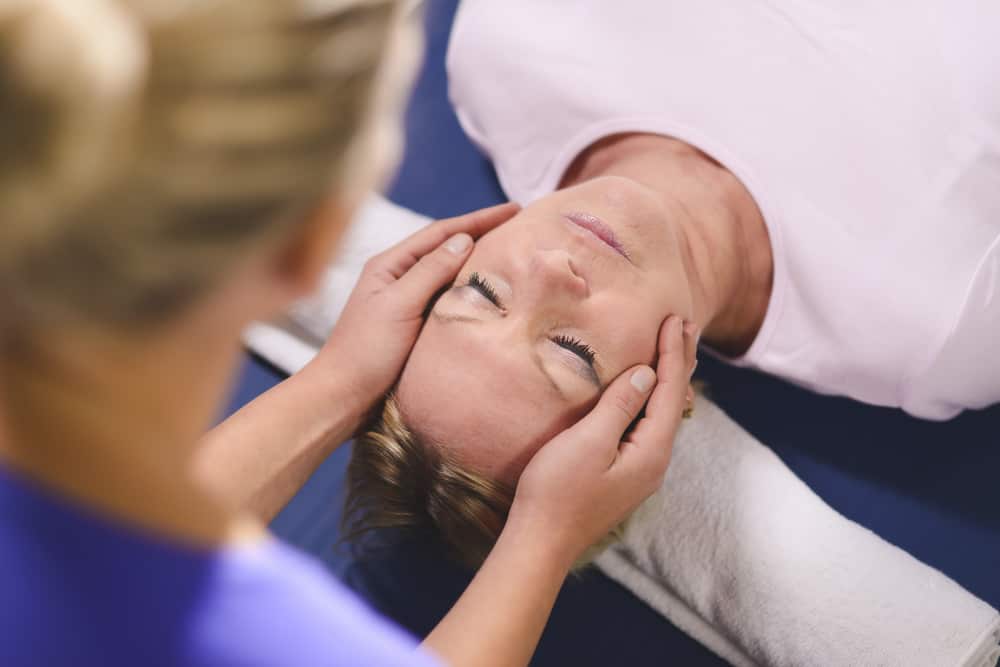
[562,134,773,356]
[0,319,254,548]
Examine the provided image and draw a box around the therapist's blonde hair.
[0,0,410,337]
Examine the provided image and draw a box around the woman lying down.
[346,175,728,561]
[340,177,1000,667]
[342,0,1000,664]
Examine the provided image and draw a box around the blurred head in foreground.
[0,0,419,466]
[0,0,415,347]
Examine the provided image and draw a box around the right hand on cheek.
[506,315,699,568]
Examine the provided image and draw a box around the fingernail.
[444,233,472,255]
[631,366,656,392]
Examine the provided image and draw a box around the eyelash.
[464,273,597,368]
[552,334,597,367]
[467,272,503,308]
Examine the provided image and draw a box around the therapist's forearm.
[195,361,367,522]
[422,522,574,667]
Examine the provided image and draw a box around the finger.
[388,231,475,316]
[614,316,691,478]
[570,363,657,465]
[435,201,521,239]
[683,320,700,377]
[366,202,519,281]
[621,315,687,442]
[646,315,693,419]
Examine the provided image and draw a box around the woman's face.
[397,176,693,483]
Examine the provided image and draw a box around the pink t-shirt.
[446,0,1000,420]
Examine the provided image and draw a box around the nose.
[530,248,589,298]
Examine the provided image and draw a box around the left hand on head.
[308,202,520,427]
[504,315,700,569]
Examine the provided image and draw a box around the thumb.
[573,365,657,463]
[389,232,473,316]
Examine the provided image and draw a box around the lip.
[564,212,630,261]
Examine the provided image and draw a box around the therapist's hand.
[423,317,696,667]
[506,315,699,568]
[309,202,520,426]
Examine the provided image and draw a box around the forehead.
[396,316,587,483]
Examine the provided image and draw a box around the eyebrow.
[431,309,573,399]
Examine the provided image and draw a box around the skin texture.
[398,176,695,483]
[398,134,774,486]
[563,134,774,357]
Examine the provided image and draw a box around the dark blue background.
[224,2,1000,664]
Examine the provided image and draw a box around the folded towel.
[245,196,1000,667]
[596,396,1000,667]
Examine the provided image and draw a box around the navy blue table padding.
[223,2,1000,664]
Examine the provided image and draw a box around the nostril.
[535,249,589,293]
[564,258,590,295]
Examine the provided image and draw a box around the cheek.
[600,298,671,365]
[614,322,660,365]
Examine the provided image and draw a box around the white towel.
[596,396,1000,667]
[245,196,1000,667]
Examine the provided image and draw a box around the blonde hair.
[344,394,622,571]
[0,0,406,335]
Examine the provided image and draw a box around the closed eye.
[453,272,600,388]
[552,334,597,367]
[465,272,504,308]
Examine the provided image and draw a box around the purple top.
[0,465,441,667]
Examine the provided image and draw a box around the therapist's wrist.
[295,356,376,442]
[495,510,579,578]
